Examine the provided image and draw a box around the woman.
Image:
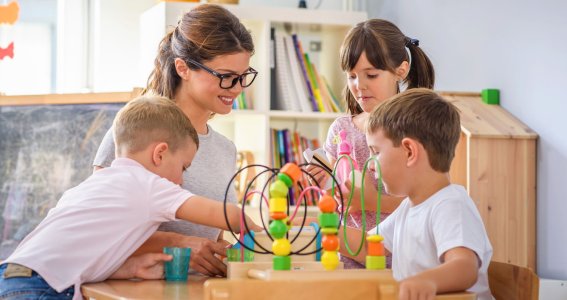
[93,4,257,277]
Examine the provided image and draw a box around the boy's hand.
[110,253,172,280]
[398,277,437,300]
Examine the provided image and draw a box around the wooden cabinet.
[443,92,537,270]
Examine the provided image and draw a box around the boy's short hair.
[366,88,460,172]
[113,95,199,154]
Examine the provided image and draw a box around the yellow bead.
[269,180,289,198]
[272,238,291,256]
[269,197,287,213]
[366,234,384,243]
[366,255,386,270]
[321,251,339,271]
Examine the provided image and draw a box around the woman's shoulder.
[203,126,236,152]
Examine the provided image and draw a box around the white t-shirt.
[370,184,493,300]
[5,158,192,300]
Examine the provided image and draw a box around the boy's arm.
[176,195,262,233]
[132,231,230,277]
[398,247,479,300]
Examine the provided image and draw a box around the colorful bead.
[320,227,338,235]
[273,255,291,270]
[321,251,340,270]
[268,220,287,239]
[277,173,293,187]
[270,211,287,220]
[367,241,384,256]
[366,255,386,270]
[318,195,337,213]
[269,197,287,213]
[318,213,339,228]
[272,238,291,256]
[322,234,339,251]
[366,235,384,243]
[269,180,289,198]
[281,163,302,183]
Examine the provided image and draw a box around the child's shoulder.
[330,115,355,129]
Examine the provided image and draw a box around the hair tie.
[405,37,419,47]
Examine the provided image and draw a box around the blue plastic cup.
[163,247,191,281]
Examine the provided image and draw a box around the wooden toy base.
[227,261,343,279]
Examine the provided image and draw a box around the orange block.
[280,163,302,183]
[368,241,384,256]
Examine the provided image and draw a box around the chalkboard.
[0,103,124,259]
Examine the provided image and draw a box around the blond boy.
[0,96,259,300]
[342,88,493,300]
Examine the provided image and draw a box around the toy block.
[481,89,500,105]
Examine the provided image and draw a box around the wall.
[367,0,567,280]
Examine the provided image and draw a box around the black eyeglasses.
[186,58,258,89]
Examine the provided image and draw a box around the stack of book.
[271,28,343,113]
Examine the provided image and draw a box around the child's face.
[157,139,197,186]
[346,51,399,113]
[183,51,252,115]
[366,129,408,197]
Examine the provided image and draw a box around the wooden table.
[82,275,476,300]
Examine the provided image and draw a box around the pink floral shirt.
[324,116,392,269]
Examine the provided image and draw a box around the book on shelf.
[272,29,345,113]
[270,128,321,206]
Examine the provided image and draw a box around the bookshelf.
[139,2,367,167]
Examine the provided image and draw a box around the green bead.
[318,213,339,228]
[366,255,386,270]
[320,227,338,235]
[277,173,293,187]
[273,255,291,270]
[269,180,289,198]
[269,220,288,239]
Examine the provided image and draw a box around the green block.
[318,213,339,228]
[226,248,254,262]
[269,220,288,239]
[273,255,291,270]
[481,89,500,105]
[366,255,386,270]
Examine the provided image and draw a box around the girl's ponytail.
[405,38,435,89]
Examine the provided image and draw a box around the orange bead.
[368,241,385,256]
[270,211,287,220]
[322,234,339,251]
[318,195,337,213]
[281,163,302,183]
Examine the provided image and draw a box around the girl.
[324,19,435,268]
[93,4,256,277]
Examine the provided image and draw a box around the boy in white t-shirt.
[0,96,260,300]
[342,88,493,300]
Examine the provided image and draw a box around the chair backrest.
[488,261,539,300]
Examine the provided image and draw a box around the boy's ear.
[152,142,169,166]
[401,137,419,167]
[395,60,410,81]
[174,58,190,80]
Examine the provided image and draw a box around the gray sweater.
[93,125,238,241]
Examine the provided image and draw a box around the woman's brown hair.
[144,4,254,100]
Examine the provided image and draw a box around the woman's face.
[182,51,253,115]
[346,51,399,113]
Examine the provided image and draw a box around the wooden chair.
[488,261,539,300]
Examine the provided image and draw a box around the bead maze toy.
[223,134,387,280]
